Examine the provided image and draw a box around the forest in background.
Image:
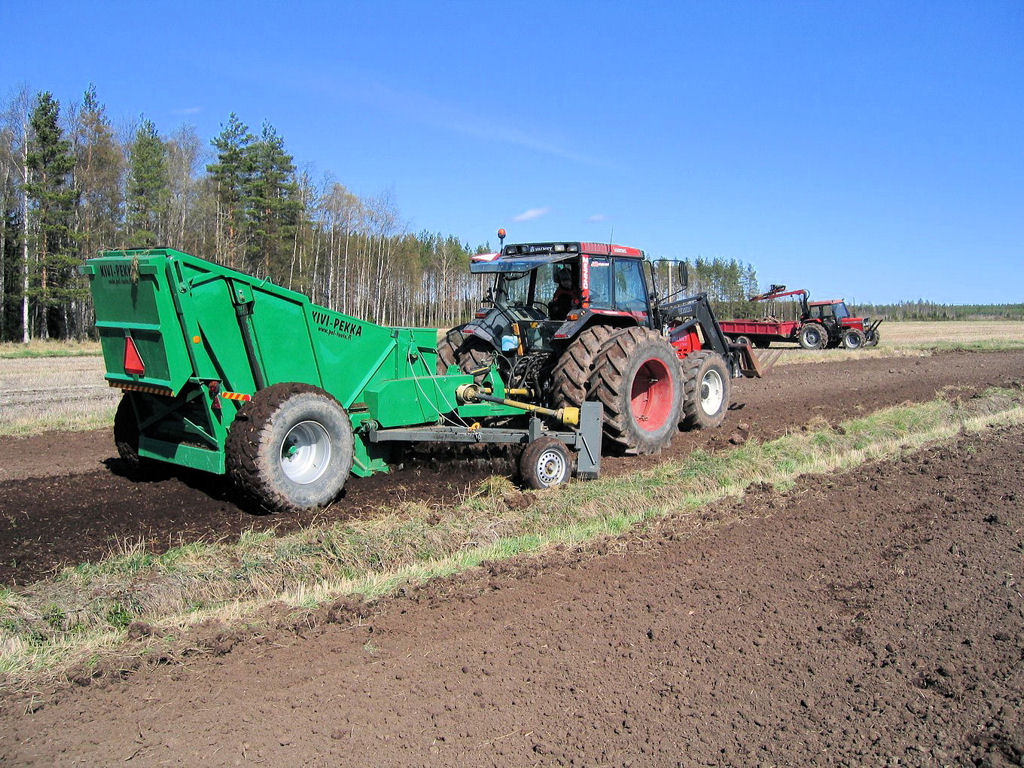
[0,85,1016,342]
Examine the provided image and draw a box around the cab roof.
[470,241,644,274]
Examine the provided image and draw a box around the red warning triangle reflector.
[124,336,145,375]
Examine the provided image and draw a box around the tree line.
[0,84,768,341]
[8,84,1007,343]
[848,301,1024,321]
[0,86,498,342]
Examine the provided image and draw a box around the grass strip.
[2,387,1022,690]
[0,407,118,438]
[0,341,102,359]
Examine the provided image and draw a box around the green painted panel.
[139,436,225,474]
[84,252,191,393]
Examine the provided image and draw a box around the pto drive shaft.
[456,384,580,427]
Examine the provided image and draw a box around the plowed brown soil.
[1,352,1022,766]
[1,350,1022,585]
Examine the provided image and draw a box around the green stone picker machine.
[82,241,757,512]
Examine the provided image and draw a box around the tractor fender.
[462,322,499,349]
[553,310,635,341]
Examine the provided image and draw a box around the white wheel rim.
[280,420,332,484]
[700,369,725,415]
[535,448,567,487]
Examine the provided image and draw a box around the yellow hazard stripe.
[111,381,174,396]
[220,391,252,402]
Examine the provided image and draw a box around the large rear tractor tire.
[842,328,866,350]
[226,383,354,512]
[679,351,731,430]
[587,327,682,454]
[436,326,494,381]
[519,437,572,489]
[798,322,826,350]
[548,325,621,408]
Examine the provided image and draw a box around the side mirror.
[677,262,689,290]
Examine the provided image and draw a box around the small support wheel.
[734,335,751,347]
[519,437,572,489]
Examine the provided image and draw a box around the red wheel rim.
[630,358,673,431]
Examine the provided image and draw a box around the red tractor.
[719,285,881,351]
[439,232,760,455]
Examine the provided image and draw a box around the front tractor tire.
[798,322,826,350]
[587,327,682,454]
[842,328,866,350]
[226,383,354,512]
[548,325,620,408]
[679,351,731,430]
[519,437,572,490]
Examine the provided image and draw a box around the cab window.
[588,258,612,307]
[613,259,648,314]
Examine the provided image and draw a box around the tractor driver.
[548,264,580,321]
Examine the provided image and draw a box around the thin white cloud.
[350,80,608,167]
[513,207,550,222]
[172,107,203,116]
[587,213,607,222]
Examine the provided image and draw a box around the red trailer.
[719,286,881,350]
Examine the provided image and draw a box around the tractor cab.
[808,300,850,323]
[468,241,656,354]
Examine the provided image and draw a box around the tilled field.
[1,350,1022,585]
[0,349,1022,765]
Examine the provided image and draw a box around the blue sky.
[2,0,1021,304]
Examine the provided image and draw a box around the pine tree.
[74,85,122,255]
[25,91,80,339]
[246,122,300,279]
[207,113,253,269]
[125,118,169,247]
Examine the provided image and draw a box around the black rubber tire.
[734,335,751,348]
[866,328,881,347]
[679,351,731,430]
[843,329,866,350]
[548,325,622,408]
[519,437,572,489]
[113,394,170,478]
[798,323,826,350]
[586,327,682,454]
[436,327,463,374]
[226,383,354,512]
[113,394,143,473]
[435,326,494,381]
[753,337,771,349]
